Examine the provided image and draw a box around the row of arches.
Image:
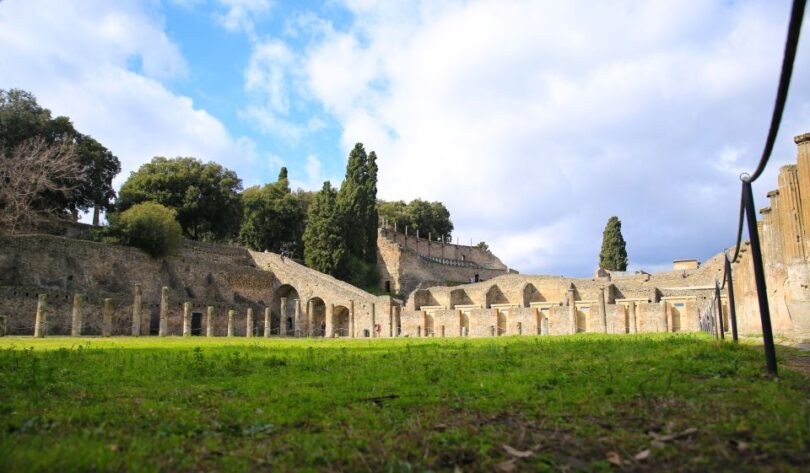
[273,283,351,337]
[418,308,551,337]
[416,282,549,310]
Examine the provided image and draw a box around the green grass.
[0,334,807,472]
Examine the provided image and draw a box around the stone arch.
[413,289,440,310]
[333,305,350,337]
[450,288,474,308]
[485,284,509,308]
[308,297,326,337]
[521,282,545,307]
[274,284,300,336]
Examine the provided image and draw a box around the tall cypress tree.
[304,181,346,276]
[599,216,628,271]
[337,143,369,260]
[364,151,379,264]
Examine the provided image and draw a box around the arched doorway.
[274,284,300,336]
[308,297,326,337]
[486,285,509,308]
[333,305,350,337]
[522,283,544,307]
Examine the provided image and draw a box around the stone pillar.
[660,301,668,333]
[71,293,83,337]
[768,190,785,265]
[206,306,215,337]
[326,303,334,337]
[567,288,577,334]
[131,285,142,336]
[264,307,271,337]
[794,132,810,259]
[628,301,638,334]
[777,165,805,262]
[182,302,191,337]
[349,300,355,338]
[102,298,113,337]
[159,286,169,337]
[227,309,235,337]
[389,304,394,337]
[280,297,288,337]
[246,307,254,338]
[34,294,47,338]
[293,299,301,337]
[371,303,377,338]
[305,299,312,337]
[597,287,607,333]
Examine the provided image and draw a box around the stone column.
[660,301,668,333]
[371,303,376,338]
[794,132,810,259]
[597,287,607,333]
[182,302,191,337]
[264,307,271,337]
[102,298,113,337]
[777,165,805,262]
[34,294,47,338]
[246,308,254,338]
[71,293,83,337]
[767,190,785,266]
[293,300,301,337]
[280,297,288,337]
[326,303,334,337]
[227,309,235,337]
[349,300,355,338]
[628,301,638,334]
[159,286,169,337]
[206,306,215,337]
[389,304,394,337]
[567,288,577,334]
[132,285,142,336]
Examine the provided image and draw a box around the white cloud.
[260,0,810,276]
[215,0,272,38]
[0,0,257,195]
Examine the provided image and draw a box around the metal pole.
[714,281,725,340]
[724,257,739,342]
[743,180,778,375]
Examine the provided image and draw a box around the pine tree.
[599,216,628,271]
[304,181,346,276]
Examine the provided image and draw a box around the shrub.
[113,202,182,257]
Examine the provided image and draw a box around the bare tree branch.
[0,137,86,235]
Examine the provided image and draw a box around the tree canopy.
[238,167,306,255]
[599,216,628,271]
[303,181,347,276]
[118,157,242,241]
[378,198,453,240]
[0,88,121,221]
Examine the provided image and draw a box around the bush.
[112,202,182,257]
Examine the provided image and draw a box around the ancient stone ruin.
[1,133,809,340]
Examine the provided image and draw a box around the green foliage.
[379,198,454,239]
[111,202,182,257]
[303,181,346,276]
[238,169,305,255]
[599,216,628,271]
[476,241,490,252]
[337,143,372,261]
[0,335,807,472]
[0,88,121,215]
[118,157,242,241]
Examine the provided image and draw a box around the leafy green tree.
[304,181,347,276]
[378,200,408,230]
[476,241,490,252]
[599,216,628,271]
[111,202,182,257]
[1,89,121,219]
[118,157,242,241]
[238,168,304,254]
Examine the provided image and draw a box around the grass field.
[0,334,808,472]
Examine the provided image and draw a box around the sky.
[1,0,809,277]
